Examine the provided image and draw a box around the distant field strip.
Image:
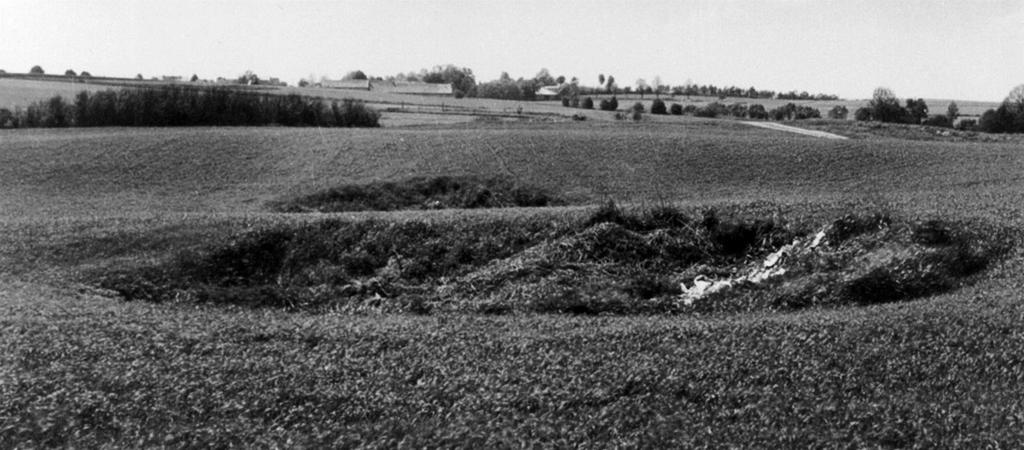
[741,121,849,139]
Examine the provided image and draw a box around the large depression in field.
[97,205,1012,314]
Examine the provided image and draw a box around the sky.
[1,0,1021,101]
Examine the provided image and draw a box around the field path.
[741,121,848,139]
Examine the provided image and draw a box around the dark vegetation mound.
[272,176,563,212]
[0,85,379,128]
[98,204,1012,315]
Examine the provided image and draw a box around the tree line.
[853,85,1024,133]
[0,85,379,128]
[336,64,839,102]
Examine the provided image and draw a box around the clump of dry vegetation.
[271,175,562,212]
[97,204,1011,315]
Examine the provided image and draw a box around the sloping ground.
[741,120,848,139]
[3,119,1024,446]
[3,122,1024,220]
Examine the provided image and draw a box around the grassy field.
[4,104,1024,445]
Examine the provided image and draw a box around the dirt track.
[741,121,848,139]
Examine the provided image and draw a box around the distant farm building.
[535,85,560,100]
[372,81,453,96]
[320,79,371,90]
[318,79,453,96]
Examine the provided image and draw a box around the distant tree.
[748,104,768,119]
[135,74,143,80]
[80,71,91,77]
[946,101,959,123]
[0,108,17,128]
[599,96,618,111]
[728,103,748,118]
[534,68,555,86]
[422,64,476,97]
[237,70,260,85]
[190,74,199,82]
[64,69,76,77]
[1007,84,1024,114]
[636,79,647,99]
[650,99,667,115]
[29,65,44,75]
[978,106,1017,133]
[905,98,929,124]
[854,107,873,121]
[298,79,310,87]
[343,70,368,81]
[923,115,952,128]
[605,75,615,94]
[867,87,908,123]
[555,75,566,85]
[652,76,662,98]
[827,105,849,120]
[598,74,605,86]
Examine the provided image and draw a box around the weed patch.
[271,176,564,212]
[97,206,1012,315]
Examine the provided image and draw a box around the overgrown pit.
[98,205,1013,315]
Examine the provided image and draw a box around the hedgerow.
[10,85,379,128]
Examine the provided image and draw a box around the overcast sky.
[1,0,1021,101]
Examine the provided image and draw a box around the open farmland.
[4,104,1024,445]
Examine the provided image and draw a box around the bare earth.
[741,121,849,139]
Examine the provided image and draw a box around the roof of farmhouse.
[320,79,371,89]
[536,85,560,96]
[373,81,453,95]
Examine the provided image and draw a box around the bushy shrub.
[632,109,643,121]
[923,114,952,128]
[867,87,911,123]
[827,105,849,120]
[14,86,380,128]
[795,105,821,119]
[854,107,872,121]
[650,99,667,115]
[572,113,587,121]
[599,97,619,111]
[728,103,748,118]
[632,102,645,113]
[682,105,698,115]
[694,106,717,118]
[561,97,570,107]
[273,175,563,212]
[956,119,977,131]
[581,97,594,109]
[978,104,1024,133]
[670,103,683,115]
[747,104,768,119]
[0,108,17,128]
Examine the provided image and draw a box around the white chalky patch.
[680,226,830,305]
